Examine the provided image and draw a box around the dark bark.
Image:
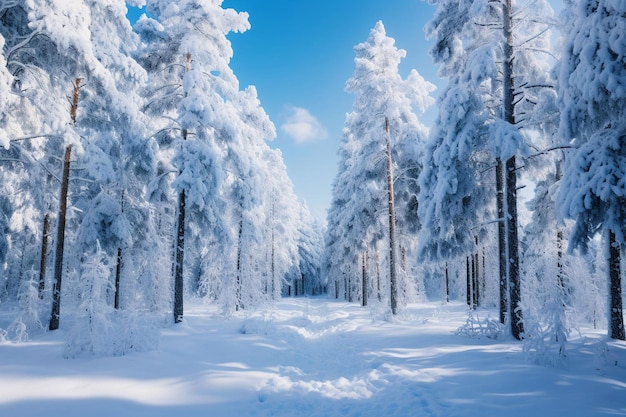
[49,145,71,331]
[474,252,481,306]
[466,256,471,307]
[385,117,398,314]
[503,0,524,340]
[362,252,368,307]
[114,247,122,309]
[496,159,507,324]
[444,262,449,303]
[473,236,480,306]
[506,156,523,340]
[472,252,477,307]
[38,213,50,299]
[608,230,625,340]
[173,189,185,323]
[173,54,192,323]
[556,159,566,306]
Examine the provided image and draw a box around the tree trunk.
[473,236,480,306]
[49,145,71,331]
[173,53,192,323]
[385,117,399,314]
[555,158,566,306]
[506,156,523,339]
[445,262,449,303]
[362,252,368,307]
[471,253,477,308]
[503,0,524,340]
[173,188,185,323]
[376,252,382,302]
[114,247,122,309]
[347,267,353,303]
[608,230,625,340]
[466,255,472,307]
[496,159,507,324]
[235,216,243,310]
[38,213,50,299]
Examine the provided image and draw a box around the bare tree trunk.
[49,145,71,331]
[385,117,399,314]
[114,247,122,309]
[471,253,477,308]
[362,252,368,307]
[376,252,382,302]
[465,256,474,308]
[49,78,81,331]
[173,53,192,324]
[173,189,185,323]
[608,230,625,340]
[473,236,481,306]
[38,213,50,299]
[555,158,566,306]
[235,216,243,311]
[506,156,523,339]
[496,159,507,324]
[444,262,449,303]
[503,0,524,340]
[347,265,353,303]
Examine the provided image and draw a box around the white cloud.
[281,106,328,144]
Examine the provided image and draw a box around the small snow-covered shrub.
[4,271,47,343]
[63,243,159,359]
[456,310,505,339]
[523,319,568,368]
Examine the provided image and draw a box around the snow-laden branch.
[525,145,576,160]
[9,134,63,143]
[6,30,43,63]
[2,142,62,183]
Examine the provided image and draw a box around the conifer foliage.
[0,0,322,355]
[325,21,434,314]
[556,0,626,340]
[0,0,624,357]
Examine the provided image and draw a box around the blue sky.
[222,0,439,221]
[127,1,439,221]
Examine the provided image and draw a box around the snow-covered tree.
[556,0,626,340]
[325,21,434,313]
[294,203,325,296]
[0,0,159,334]
[419,0,557,338]
[418,0,494,263]
[137,0,312,316]
[64,242,159,358]
[135,0,250,321]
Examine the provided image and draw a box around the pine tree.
[556,0,626,341]
[420,0,557,338]
[325,21,434,313]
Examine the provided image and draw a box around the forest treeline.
[0,0,624,358]
[325,0,626,352]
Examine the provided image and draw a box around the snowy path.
[1,298,625,416]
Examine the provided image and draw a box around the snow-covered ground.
[1,298,625,417]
